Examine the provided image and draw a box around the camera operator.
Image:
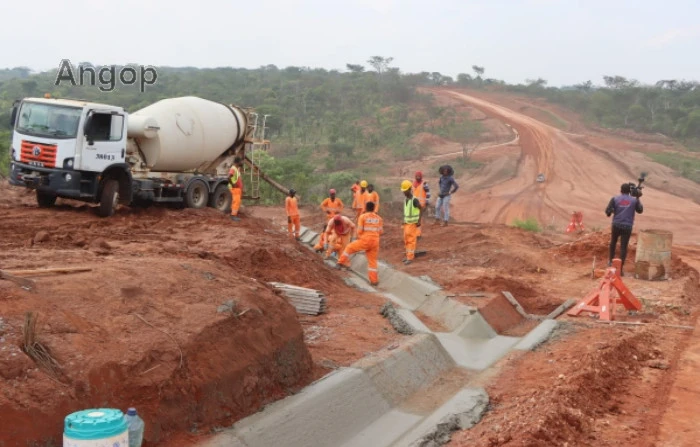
[605,183,644,275]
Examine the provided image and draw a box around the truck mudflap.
[9,161,97,200]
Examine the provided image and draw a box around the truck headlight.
[11,147,16,160]
[65,173,72,182]
[63,158,74,169]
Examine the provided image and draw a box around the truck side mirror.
[10,100,19,127]
[84,113,94,145]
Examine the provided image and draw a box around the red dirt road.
[432,89,700,245]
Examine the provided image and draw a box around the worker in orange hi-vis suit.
[228,159,244,222]
[367,184,380,214]
[412,171,430,238]
[401,180,423,265]
[314,215,335,253]
[336,201,383,286]
[285,188,301,239]
[351,180,360,209]
[320,189,344,217]
[325,214,356,259]
[353,180,369,222]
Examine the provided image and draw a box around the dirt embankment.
[0,184,401,446]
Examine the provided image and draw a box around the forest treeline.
[1,59,699,199]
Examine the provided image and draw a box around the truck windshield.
[15,102,83,139]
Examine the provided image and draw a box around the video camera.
[628,172,647,198]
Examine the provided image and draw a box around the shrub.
[511,217,541,232]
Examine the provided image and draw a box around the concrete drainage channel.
[200,226,563,447]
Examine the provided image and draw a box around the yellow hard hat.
[400,180,412,191]
[360,180,368,188]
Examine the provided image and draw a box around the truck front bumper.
[9,161,96,200]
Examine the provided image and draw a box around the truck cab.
[9,96,131,215]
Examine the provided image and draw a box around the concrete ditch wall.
[201,334,470,447]
[201,226,560,447]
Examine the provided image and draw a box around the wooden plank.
[6,267,93,277]
[0,269,36,290]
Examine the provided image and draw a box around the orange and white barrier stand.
[567,259,642,321]
[566,211,584,233]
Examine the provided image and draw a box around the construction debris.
[269,282,327,315]
[380,302,414,335]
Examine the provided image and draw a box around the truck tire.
[36,191,57,208]
[185,179,208,209]
[209,184,232,213]
[98,179,119,217]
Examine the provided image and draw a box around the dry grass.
[22,311,63,380]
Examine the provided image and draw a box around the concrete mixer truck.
[7,95,285,216]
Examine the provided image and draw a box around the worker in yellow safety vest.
[228,159,244,222]
[401,180,422,265]
[412,171,430,238]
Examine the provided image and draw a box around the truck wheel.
[98,179,119,217]
[209,184,232,213]
[36,191,57,208]
[185,179,208,209]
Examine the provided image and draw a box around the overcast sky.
[3,0,698,86]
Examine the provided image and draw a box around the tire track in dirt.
[430,89,700,244]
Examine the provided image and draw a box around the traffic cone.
[565,211,584,233]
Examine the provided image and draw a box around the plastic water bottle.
[124,407,144,447]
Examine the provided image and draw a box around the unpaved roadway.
[434,89,700,245]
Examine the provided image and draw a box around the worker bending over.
[320,189,344,217]
[412,171,430,238]
[228,159,244,221]
[285,188,301,239]
[336,201,383,286]
[314,215,335,253]
[324,214,356,259]
[401,180,423,265]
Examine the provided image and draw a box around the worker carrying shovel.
[336,201,383,286]
[401,180,423,265]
